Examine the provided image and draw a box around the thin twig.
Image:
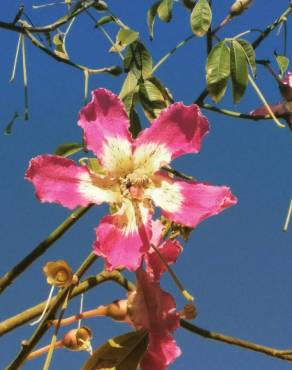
[0,205,92,295]
[181,320,292,362]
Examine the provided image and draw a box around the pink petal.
[78,89,133,175]
[25,155,119,209]
[134,103,209,172]
[128,269,180,333]
[140,334,181,370]
[93,201,152,271]
[145,240,182,281]
[146,173,237,228]
[282,72,292,87]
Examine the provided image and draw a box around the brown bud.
[180,303,197,320]
[62,327,92,353]
[43,260,75,288]
[105,300,129,322]
[94,1,108,11]
[230,0,253,16]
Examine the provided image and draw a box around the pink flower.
[26,89,236,271]
[251,72,292,128]
[127,268,181,370]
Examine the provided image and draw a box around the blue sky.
[0,1,292,369]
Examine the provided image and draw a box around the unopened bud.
[105,300,128,322]
[62,327,92,353]
[94,1,108,11]
[180,303,197,320]
[43,260,76,288]
[279,72,292,102]
[230,0,253,17]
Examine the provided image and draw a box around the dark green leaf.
[54,143,83,157]
[230,40,248,103]
[4,112,19,135]
[147,2,160,40]
[124,41,153,80]
[190,0,212,37]
[119,71,139,113]
[206,41,230,102]
[275,55,289,77]
[82,330,148,370]
[237,39,256,76]
[139,79,170,121]
[106,66,123,76]
[182,0,196,10]
[129,109,142,138]
[157,0,173,22]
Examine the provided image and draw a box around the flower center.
[119,173,150,200]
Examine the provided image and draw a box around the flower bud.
[43,260,75,288]
[62,326,92,353]
[94,1,108,11]
[229,0,253,17]
[105,300,129,322]
[180,303,197,320]
[279,72,292,102]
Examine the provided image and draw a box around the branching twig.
[0,270,135,337]
[0,205,93,295]
[4,252,97,370]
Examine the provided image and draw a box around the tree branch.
[181,319,292,362]
[0,270,135,337]
[0,205,93,295]
[0,1,98,34]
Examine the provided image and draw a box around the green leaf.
[190,0,212,37]
[82,330,148,370]
[237,39,256,77]
[139,79,169,121]
[147,2,160,40]
[275,55,289,77]
[157,0,173,22]
[230,40,248,103]
[110,28,139,53]
[54,143,83,157]
[119,71,139,113]
[53,33,69,59]
[87,158,105,174]
[206,41,230,103]
[129,109,142,138]
[182,0,196,10]
[124,41,153,80]
[94,15,115,28]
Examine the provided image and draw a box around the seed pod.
[43,260,75,288]
[229,0,253,16]
[94,1,108,11]
[62,327,92,352]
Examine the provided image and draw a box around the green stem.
[248,74,285,128]
[0,205,93,295]
[152,34,195,74]
[21,34,29,120]
[151,244,194,302]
